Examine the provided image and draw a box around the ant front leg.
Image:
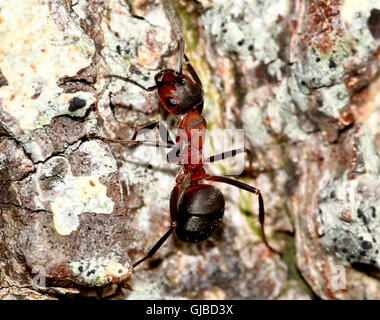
[131,120,175,146]
[163,0,185,74]
[133,185,179,268]
[184,54,202,89]
[103,73,177,145]
[204,175,278,254]
[104,74,161,92]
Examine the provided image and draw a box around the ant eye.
[166,97,177,107]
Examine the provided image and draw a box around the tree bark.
[0,0,380,299]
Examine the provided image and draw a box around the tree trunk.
[1,0,380,299]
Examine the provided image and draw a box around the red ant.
[95,1,277,268]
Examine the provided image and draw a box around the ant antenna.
[163,0,185,74]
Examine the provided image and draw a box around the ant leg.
[204,147,255,175]
[184,54,202,89]
[176,37,185,74]
[131,120,175,145]
[163,0,185,73]
[92,121,176,149]
[204,175,278,253]
[71,0,79,8]
[183,55,204,113]
[91,122,180,161]
[133,185,179,268]
[204,147,250,163]
[133,225,176,268]
[131,120,160,140]
[104,74,161,92]
[92,135,176,149]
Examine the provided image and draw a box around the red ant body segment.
[156,70,203,115]
[98,1,277,268]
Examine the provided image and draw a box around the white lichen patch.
[298,0,380,91]
[302,35,355,89]
[51,176,114,235]
[102,0,148,66]
[341,0,380,59]
[0,152,6,171]
[241,106,272,147]
[19,141,117,235]
[0,0,95,136]
[70,256,130,287]
[358,126,380,175]
[284,0,380,138]
[101,0,170,77]
[76,140,118,176]
[319,173,380,266]
[127,277,185,300]
[118,144,176,237]
[342,0,380,31]
[201,0,289,64]
[318,126,380,266]
[267,79,308,142]
[318,83,350,118]
[98,0,166,116]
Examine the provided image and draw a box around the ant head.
[154,70,203,115]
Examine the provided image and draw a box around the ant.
[95,0,277,268]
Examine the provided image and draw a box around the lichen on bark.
[1,0,380,300]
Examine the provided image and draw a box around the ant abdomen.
[175,184,225,243]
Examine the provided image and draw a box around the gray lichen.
[1,0,380,300]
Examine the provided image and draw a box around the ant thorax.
[174,109,207,173]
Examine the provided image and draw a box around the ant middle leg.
[204,146,260,177]
[133,225,176,268]
[204,147,250,163]
[204,147,255,177]
[204,175,278,254]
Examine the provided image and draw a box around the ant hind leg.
[204,175,279,254]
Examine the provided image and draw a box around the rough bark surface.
[1,0,380,299]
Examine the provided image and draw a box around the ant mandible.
[96,0,277,268]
